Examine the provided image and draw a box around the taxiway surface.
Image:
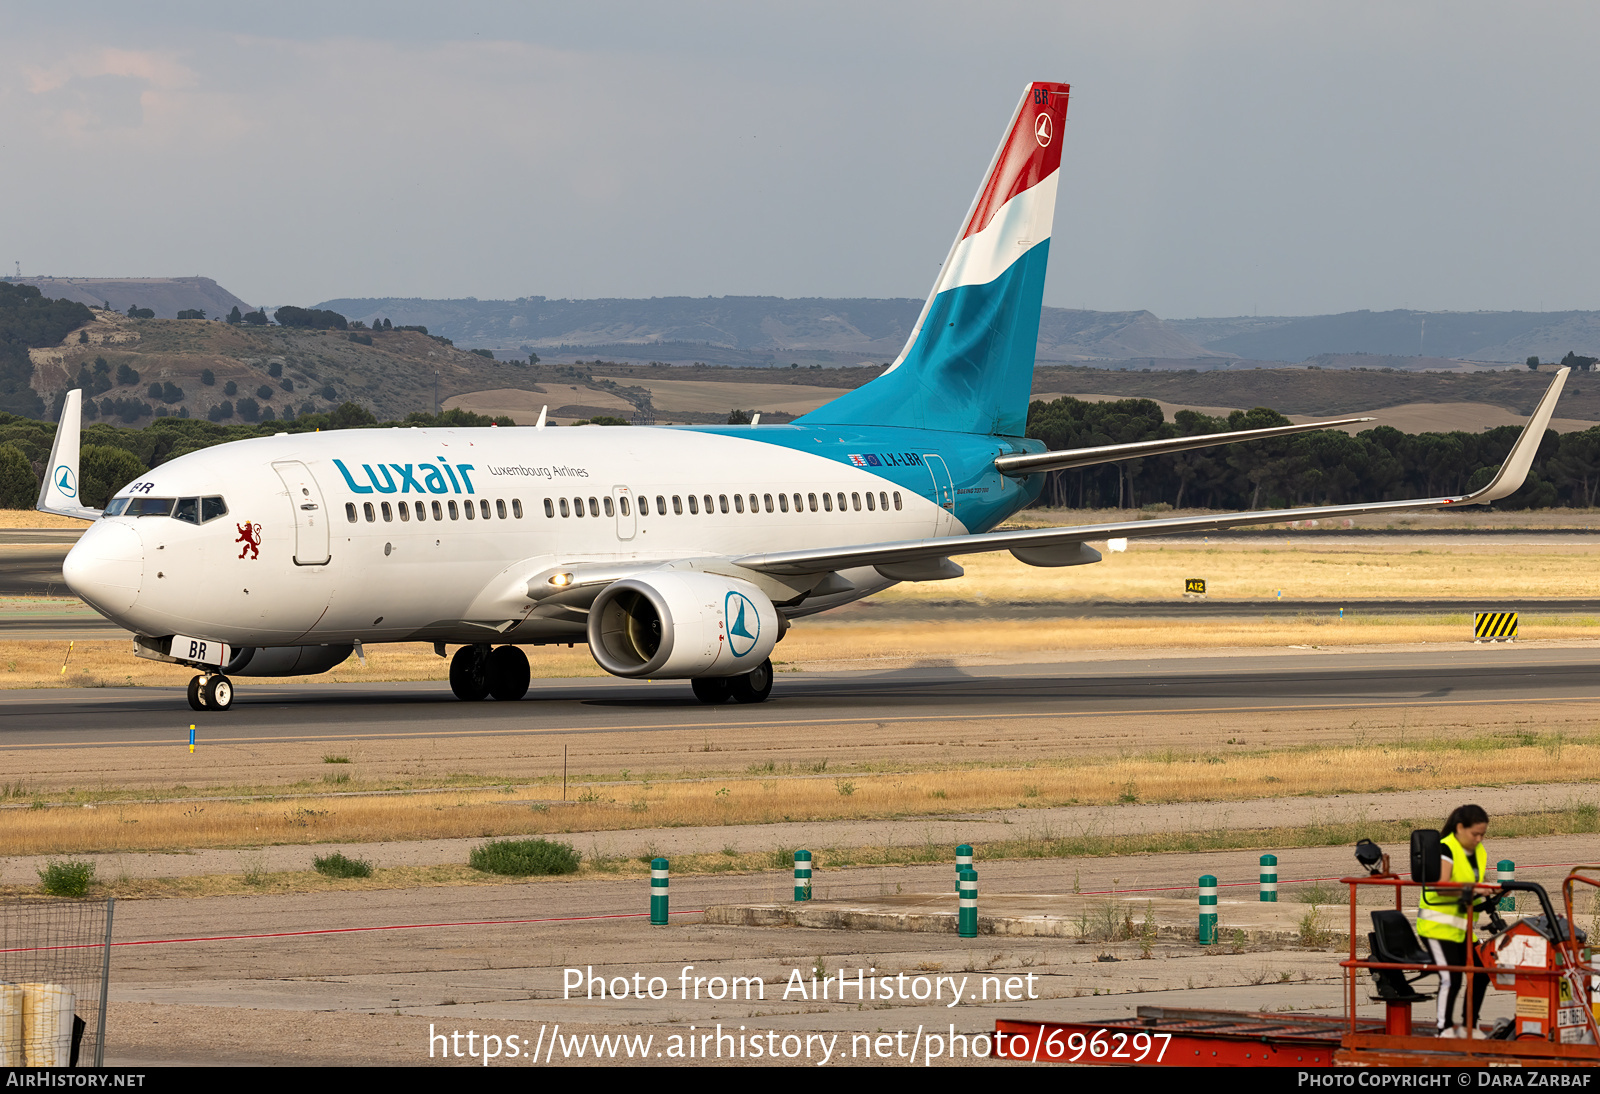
[4,646,1597,752]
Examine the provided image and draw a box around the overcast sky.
[2,2,1596,318]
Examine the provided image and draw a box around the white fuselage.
[64,426,962,650]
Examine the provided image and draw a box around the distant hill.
[24,309,521,424]
[316,295,1225,365]
[6,277,254,321]
[1166,309,1600,364]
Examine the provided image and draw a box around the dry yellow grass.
[873,545,1600,603]
[5,735,1593,856]
[0,511,86,529]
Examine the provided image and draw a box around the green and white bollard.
[794,849,812,902]
[1198,874,1218,944]
[1259,854,1278,902]
[956,844,973,884]
[958,868,978,939]
[650,857,669,925]
[1497,859,1516,911]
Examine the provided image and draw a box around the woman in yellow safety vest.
[1417,804,1495,1037]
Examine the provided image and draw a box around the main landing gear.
[186,674,234,712]
[450,644,530,701]
[691,659,774,705]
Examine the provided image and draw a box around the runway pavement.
[3,645,1597,752]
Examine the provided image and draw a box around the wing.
[993,415,1374,476]
[735,367,1570,579]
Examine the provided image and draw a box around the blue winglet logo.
[54,466,76,499]
[725,591,760,658]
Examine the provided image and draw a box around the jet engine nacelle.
[587,573,779,678]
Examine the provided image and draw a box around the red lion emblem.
[235,521,262,560]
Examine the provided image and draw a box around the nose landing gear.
[186,674,234,712]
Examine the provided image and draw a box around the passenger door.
[273,461,331,565]
[923,454,956,535]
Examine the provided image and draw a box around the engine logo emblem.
[725,591,760,658]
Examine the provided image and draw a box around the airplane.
[39,80,1570,712]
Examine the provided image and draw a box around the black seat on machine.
[1367,909,1435,1003]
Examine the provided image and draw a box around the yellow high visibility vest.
[1417,832,1486,943]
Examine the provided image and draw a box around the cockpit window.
[126,497,174,517]
[116,495,227,522]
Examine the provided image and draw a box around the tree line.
[1024,396,1592,511]
[2,390,1598,512]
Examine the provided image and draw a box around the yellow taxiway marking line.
[6,692,1600,750]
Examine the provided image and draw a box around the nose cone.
[63,520,143,617]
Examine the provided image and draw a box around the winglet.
[36,388,99,521]
[536,405,547,431]
[1455,366,1569,505]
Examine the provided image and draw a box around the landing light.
[548,572,574,587]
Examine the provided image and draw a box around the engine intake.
[588,573,778,678]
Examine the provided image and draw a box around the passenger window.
[852,492,861,511]
[778,493,789,513]
[346,503,357,522]
[572,497,584,518]
[703,494,713,514]
[822,493,833,512]
[603,496,614,517]
[432,501,444,520]
[673,495,683,515]
[807,493,818,512]
[201,496,228,523]
[464,500,475,520]
[619,496,630,516]
[763,493,774,513]
[657,495,668,515]
[688,495,699,515]
[481,499,491,519]
[559,498,570,517]
[865,492,875,511]
[544,498,554,517]
[723,494,733,514]
[399,502,410,522]
[448,501,459,520]
[879,491,888,511]
[496,499,506,519]
[381,502,393,522]
[417,501,428,521]
[893,491,902,510]
[173,498,200,525]
[589,496,600,517]
[793,493,803,512]
[749,494,758,513]
[837,492,847,511]
[363,502,376,522]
